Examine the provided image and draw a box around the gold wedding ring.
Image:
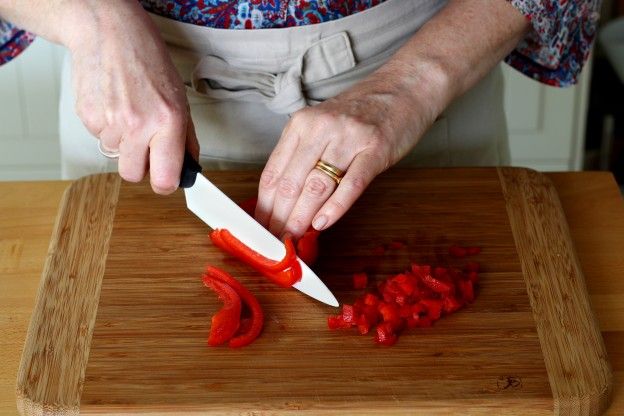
[97,141,120,159]
[314,160,345,185]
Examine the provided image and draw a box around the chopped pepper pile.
[328,245,481,346]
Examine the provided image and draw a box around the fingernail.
[312,215,328,231]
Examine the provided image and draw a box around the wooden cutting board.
[16,168,612,415]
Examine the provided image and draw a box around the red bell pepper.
[204,265,264,348]
[297,227,320,265]
[210,228,302,287]
[202,276,242,347]
[239,196,258,217]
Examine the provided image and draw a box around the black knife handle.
[179,151,202,188]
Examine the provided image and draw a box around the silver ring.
[97,141,120,159]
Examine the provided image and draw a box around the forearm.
[377,0,530,123]
[0,0,150,50]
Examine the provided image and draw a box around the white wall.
[0,38,64,180]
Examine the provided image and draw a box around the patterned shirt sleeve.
[0,20,35,66]
[504,0,601,87]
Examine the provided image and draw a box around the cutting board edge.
[16,174,121,416]
[498,167,613,416]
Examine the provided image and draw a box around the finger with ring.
[97,140,120,159]
[314,160,345,184]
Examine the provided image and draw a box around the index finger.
[148,119,187,194]
[311,151,383,231]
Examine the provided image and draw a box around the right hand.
[64,1,199,194]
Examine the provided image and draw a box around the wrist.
[59,0,143,52]
[377,56,456,126]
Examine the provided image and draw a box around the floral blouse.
[0,0,601,87]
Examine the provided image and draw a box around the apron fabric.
[59,0,509,179]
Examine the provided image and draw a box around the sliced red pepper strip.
[211,229,297,273]
[202,276,242,347]
[209,228,301,287]
[204,265,264,348]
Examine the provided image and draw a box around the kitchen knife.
[180,152,339,307]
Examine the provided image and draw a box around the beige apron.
[59,0,509,179]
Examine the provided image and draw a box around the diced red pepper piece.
[353,272,368,290]
[433,266,449,279]
[411,263,431,277]
[420,299,443,320]
[328,315,351,330]
[374,322,398,346]
[357,322,371,335]
[363,293,379,307]
[342,304,355,324]
[204,266,264,348]
[202,276,242,347]
[442,296,462,314]
[420,273,453,296]
[377,303,402,332]
[361,304,379,325]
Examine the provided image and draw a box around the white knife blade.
[184,173,339,307]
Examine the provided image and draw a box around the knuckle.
[156,103,185,126]
[122,110,145,133]
[343,175,368,193]
[259,168,279,190]
[277,177,299,199]
[305,176,329,197]
[364,128,387,150]
[76,106,103,134]
[312,112,338,130]
[287,215,309,234]
[289,108,313,127]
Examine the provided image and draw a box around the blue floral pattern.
[0,0,601,87]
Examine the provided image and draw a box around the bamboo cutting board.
[16,168,612,415]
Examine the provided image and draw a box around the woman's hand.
[255,62,443,238]
[255,0,528,238]
[65,1,198,194]
[0,0,198,193]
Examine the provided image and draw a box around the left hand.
[254,67,440,238]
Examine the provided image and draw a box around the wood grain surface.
[498,168,612,415]
[2,169,621,415]
[15,175,120,416]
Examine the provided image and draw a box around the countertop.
[1,172,623,415]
